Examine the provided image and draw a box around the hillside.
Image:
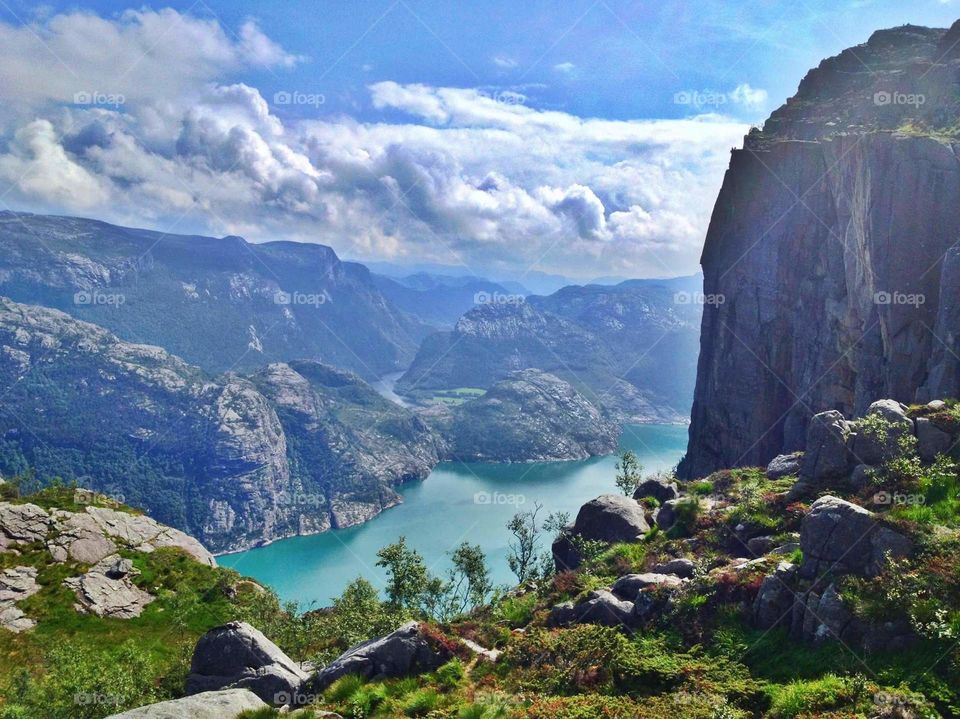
[682,20,960,478]
[397,277,702,424]
[0,297,441,553]
[9,396,958,719]
[0,212,427,379]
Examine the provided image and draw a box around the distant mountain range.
[0,212,428,379]
[397,275,703,423]
[371,272,520,329]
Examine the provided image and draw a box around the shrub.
[766,674,858,719]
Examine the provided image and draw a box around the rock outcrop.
[186,621,309,706]
[308,621,449,694]
[104,689,266,719]
[0,566,40,632]
[681,22,960,478]
[435,369,619,462]
[799,495,911,578]
[553,494,650,570]
[65,554,155,618]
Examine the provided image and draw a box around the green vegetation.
[614,450,643,496]
[423,388,487,406]
[6,418,960,719]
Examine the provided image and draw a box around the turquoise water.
[220,424,688,607]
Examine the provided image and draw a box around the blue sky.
[0,1,957,279]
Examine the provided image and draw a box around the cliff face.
[680,22,960,478]
[0,298,440,552]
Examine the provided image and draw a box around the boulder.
[791,584,855,644]
[187,621,308,706]
[0,503,50,546]
[799,496,912,578]
[570,494,649,542]
[104,689,266,718]
[916,417,953,463]
[308,621,449,693]
[64,554,154,619]
[850,401,913,466]
[655,499,681,530]
[848,464,873,492]
[546,601,578,628]
[551,533,581,572]
[611,573,683,600]
[547,590,635,629]
[48,510,117,564]
[766,452,803,479]
[746,536,777,556]
[553,494,650,571]
[752,561,797,629]
[652,557,697,578]
[633,477,680,503]
[0,565,40,633]
[800,411,853,483]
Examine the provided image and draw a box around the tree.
[375,537,431,613]
[614,450,644,496]
[507,502,545,585]
[445,542,492,617]
[331,578,394,648]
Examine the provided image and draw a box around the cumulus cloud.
[729,83,768,109]
[0,9,750,278]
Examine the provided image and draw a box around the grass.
[426,388,486,406]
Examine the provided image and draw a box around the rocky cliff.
[0,298,440,552]
[426,369,620,462]
[398,277,701,424]
[681,21,960,478]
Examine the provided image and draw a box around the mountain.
[0,297,441,552]
[423,369,619,462]
[371,272,520,328]
[0,212,427,379]
[396,277,702,423]
[681,21,960,478]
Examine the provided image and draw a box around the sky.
[0,1,957,281]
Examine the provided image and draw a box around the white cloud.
[492,55,518,69]
[728,83,768,109]
[553,62,576,73]
[0,10,750,279]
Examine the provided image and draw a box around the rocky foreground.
[4,395,955,718]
